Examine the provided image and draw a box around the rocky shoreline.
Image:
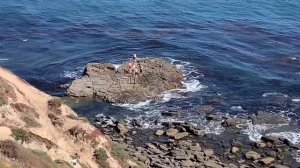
[93,112,300,168]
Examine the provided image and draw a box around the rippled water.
[1,0,300,144]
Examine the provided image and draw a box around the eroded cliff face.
[0,67,125,168]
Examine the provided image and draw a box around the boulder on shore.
[66,58,183,103]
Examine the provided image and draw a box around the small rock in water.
[245,151,261,160]
[161,111,180,117]
[251,111,288,125]
[223,118,247,127]
[197,105,215,113]
[206,114,222,121]
[261,135,279,144]
[155,130,164,136]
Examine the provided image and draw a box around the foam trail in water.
[114,100,152,110]
[0,58,9,61]
[262,92,288,97]
[292,98,300,102]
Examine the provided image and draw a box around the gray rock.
[261,135,279,144]
[270,164,290,168]
[171,149,189,160]
[245,151,261,160]
[174,132,189,140]
[161,111,180,117]
[206,114,222,121]
[116,123,128,134]
[231,147,239,154]
[155,130,165,136]
[133,152,147,162]
[181,160,194,167]
[197,105,215,113]
[203,149,214,157]
[250,111,289,125]
[146,143,162,154]
[259,157,275,165]
[223,118,247,127]
[204,160,222,168]
[166,128,179,137]
[67,59,183,103]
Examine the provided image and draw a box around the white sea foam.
[181,79,206,92]
[0,58,9,61]
[62,67,84,79]
[230,106,245,112]
[22,39,28,42]
[292,98,300,102]
[262,92,288,98]
[115,100,152,110]
[204,121,225,134]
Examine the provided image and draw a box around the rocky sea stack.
[67,58,183,103]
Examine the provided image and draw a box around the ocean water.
[1,0,300,145]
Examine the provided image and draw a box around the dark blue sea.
[1,0,300,152]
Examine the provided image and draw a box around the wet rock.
[259,157,275,165]
[204,159,222,168]
[261,135,279,144]
[206,97,225,105]
[155,130,164,136]
[245,151,261,160]
[228,163,238,168]
[197,105,215,113]
[189,128,205,136]
[280,138,300,150]
[161,111,180,117]
[116,122,128,134]
[166,128,179,137]
[174,132,189,140]
[171,149,189,160]
[250,111,288,125]
[203,149,214,157]
[223,118,247,127]
[206,114,222,121]
[67,59,183,103]
[131,119,142,127]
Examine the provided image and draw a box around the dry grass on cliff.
[0,140,58,168]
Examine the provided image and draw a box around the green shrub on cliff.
[111,142,129,161]
[48,97,63,114]
[21,115,41,127]
[11,128,30,144]
[94,148,110,168]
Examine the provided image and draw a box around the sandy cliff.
[0,67,123,168]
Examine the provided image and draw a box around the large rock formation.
[67,58,183,103]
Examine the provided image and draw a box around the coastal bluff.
[67,58,183,103]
